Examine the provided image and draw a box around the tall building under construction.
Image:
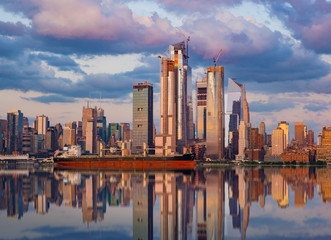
[156,41,193,155]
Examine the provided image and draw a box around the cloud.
[22,94,77,104]
[262,0,331,54]
[0,21,26,36]
[250,99,295,113]
[303,104,328,112]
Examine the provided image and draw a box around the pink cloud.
[31,0,176,46]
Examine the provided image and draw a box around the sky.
[0,0,331,138]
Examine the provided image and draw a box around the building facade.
[132,81,153,155]
[7,110,23,154]
[206,66,224,160]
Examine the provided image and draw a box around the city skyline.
[0,1,331,137]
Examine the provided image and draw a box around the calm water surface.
[1,166,331,240]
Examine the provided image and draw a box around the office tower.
[226,78,249,157]
[243,85,250,124]
[34,115,49,150]
[82,104,97,153]
[156,57,177,155]
[307,130,314,146]
[272,128,284,156]
[132,81,153,154]
[196,76,207,140]
[74,121,82,139]
[238,121,249,158]
[156,41,192,154]
[0,119,7,152]
[294,122,306,146]
[206,66,225,160]
[120,123,130,142]
[132,175,153,240]
[278,121,289,149]
[45,127,56,150]
[169,42,193,150]
[97,108,107,142]
[108,123,121,141]
[259,122,266,146]
[7,110,23,153]
[63,122,76,147]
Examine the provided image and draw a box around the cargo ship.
[54,154,196,170]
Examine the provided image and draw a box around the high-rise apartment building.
[272,128,284,156]
[238,121,250,158]
[206,66,224,160]
[0,119,7,152]
[196,76,207,140]
[7,110,23,153]
[278,121,289,149]
[82,105,97,153]
[132,81,153,154]
[63,122,76,147]
[294,122,306,146]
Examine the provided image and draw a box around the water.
[1,166,331,240]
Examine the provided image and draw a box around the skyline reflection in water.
[1,167,331,240]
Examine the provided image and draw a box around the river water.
[1,166,331,240]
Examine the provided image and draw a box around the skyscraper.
[226,78,249,156]
[294,122,306,146]
[156,57,177,155]
[156,41,192,154]
[169,42,193,150]
[82,105,97,153]
[35,115,49,150]
[132,81,153,155]
[196,76,207,140]
[259,122,266,146]
[307,130,314,146]
[120,123,130,142]
[206,66,224,160]
[97,107,107,143]
[7,110,23,154]
[272,128,284,156]
[278,121,289,149]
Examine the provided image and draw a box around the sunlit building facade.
[206,66,224,160]
[278,121,289,150]
[295,122,306,146]
[272,128,284,156]
[156,41,192,154]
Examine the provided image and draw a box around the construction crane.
[213,48,222,66]
[176,27,190,59]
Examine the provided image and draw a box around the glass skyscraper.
[132,81,153,155]
[206,66,225,160]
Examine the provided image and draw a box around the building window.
[138,88,144,92]
[137,124,143,128]
[137,108,143,111]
